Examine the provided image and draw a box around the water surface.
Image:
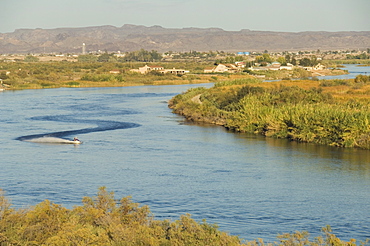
[1,82,370,242]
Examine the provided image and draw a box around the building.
[204,67,216,73]
[313,63,326,70]
[109,69,121,74]
[165,68,188,75]
[266,62,281,71]
[280,63,294,70]
[235,62,246,68]
[130,65,187,75]
[250,62,294,71]
[130,65,165,74]
[204,64,240,73]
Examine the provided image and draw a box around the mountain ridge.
[0,24,369,53]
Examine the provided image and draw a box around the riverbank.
[169,76,370,149]
[1,75,217,90]
[1,69,346,90]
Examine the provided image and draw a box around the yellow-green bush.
[0,188,367,245]
[0,188,244,245]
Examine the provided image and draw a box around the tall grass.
[169,81,370,149]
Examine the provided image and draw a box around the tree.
[255,54,273,64]
[299,57,312,67]
[97,53,111,62]
[225,56,235,63]
[277,57,287,66]
[124,49,162,62]
[310,55,319,66]
[262,53,273,63]
[150,50,162,61]
[255,56,264,63]
[359,53,368,59]
[285,54,291,64]
[24,55,39,62]
[291,57,297,65]
[78,54,98,62]
[0,72,9,80]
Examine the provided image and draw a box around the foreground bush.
[0,188,243,246]
[0,188,368,245]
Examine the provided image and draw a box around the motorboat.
[71,137,82,144]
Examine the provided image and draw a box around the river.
[1,66,370,242]
[317,63,369,80]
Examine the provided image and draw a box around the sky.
[1,0,369,33]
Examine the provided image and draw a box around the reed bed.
[169,76,370,149]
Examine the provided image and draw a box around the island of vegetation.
[0,188,367,246]
[169,74,370,150]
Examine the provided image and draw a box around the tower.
[82,43,86,54]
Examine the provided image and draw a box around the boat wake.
[16,115,140,144]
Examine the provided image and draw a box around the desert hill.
[0,24,369,53]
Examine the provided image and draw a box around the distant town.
[1,48,369,73]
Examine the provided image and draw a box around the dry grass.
[234,79,370,102]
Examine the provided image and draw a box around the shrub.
[214,77,261,87]
[0,188,245,246]
[0,188,368,245]
[320,79,352,87]
[355,74,370,83]
[66,81,80,87]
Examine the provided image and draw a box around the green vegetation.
[346,53,370,60]
[299,57,319,67]
[23,55,40,62]
[123,49,162,62]
[354,75,370,83]
[0,187,243,245]
[244,67,317,80]
[0,61,222,89]
[0,188,367,246]
[1,47,360,90]
[322,60,370,65]
[169,75,370,149]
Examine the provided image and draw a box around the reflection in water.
[182,120,370,178]
[263,136,370,174]
[265,138,370,163]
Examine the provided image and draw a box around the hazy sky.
[1,0,369,33]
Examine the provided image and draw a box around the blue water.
[317,64,369,80]
[265,64,369,82]
[1,75,370,242]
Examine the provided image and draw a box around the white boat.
[69,138,82,144]
[61,139,82,144]
[24,137,82,144]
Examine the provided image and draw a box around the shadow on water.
[263,136,370,164]
[15,115,141,142]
